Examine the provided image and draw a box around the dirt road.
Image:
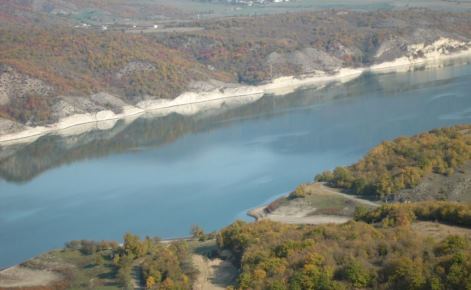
[192,255,237,290]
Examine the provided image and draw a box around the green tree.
[123,232,145,257]
[191,224,205,241]
[385,258,426,290]
[339,260,372,288]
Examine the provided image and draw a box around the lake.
[1,60,471,267]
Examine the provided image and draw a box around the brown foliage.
[316,125,471,200]
[218,219,471,289]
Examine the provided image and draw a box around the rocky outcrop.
[0,65,54,106]
[116,61,157,79]
[268,47,344,73]
[407,37,471,58]
[375,31,470,61]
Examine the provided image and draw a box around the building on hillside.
[228,0,291,5]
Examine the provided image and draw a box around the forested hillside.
[1,2,471,128]
[316,125,471,201]
[157,10,471,83]
[218,209,471,290]
[0,24,226,124]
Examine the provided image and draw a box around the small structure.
[75,23,90,28]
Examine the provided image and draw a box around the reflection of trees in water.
[2,61,467,183]
[0,85,342,183]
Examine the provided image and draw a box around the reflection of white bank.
[144,90,265,118]
[1,38,471,146]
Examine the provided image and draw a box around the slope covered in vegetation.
[2,4,471,127]
[316,125,471,200]
[156,9,471,83]
[218,204,471,290]
[0,24,226,124]
[355,201,471,228]
[10,234,197,290]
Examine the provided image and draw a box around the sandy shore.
[1,38,471,145]
[248,183,379,225]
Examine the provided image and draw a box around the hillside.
[1,5,471,133]
[158,10,471,82]
[0,24,225,125]
[248,125,471,226]
[218,213,471,290]
[316,125,471,201]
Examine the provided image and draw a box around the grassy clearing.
[268,182,376,218]
[303,193,359,216]
[33,249,121,290]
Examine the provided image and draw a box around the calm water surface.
[1,61,471,267]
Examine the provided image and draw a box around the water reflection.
[1,58,471,183]
[1,59,471,267]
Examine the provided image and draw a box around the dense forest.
[316,125,471,200]
[218,202,471,290]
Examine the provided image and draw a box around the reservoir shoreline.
[2,58,471,268]
[1,44,471,145]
